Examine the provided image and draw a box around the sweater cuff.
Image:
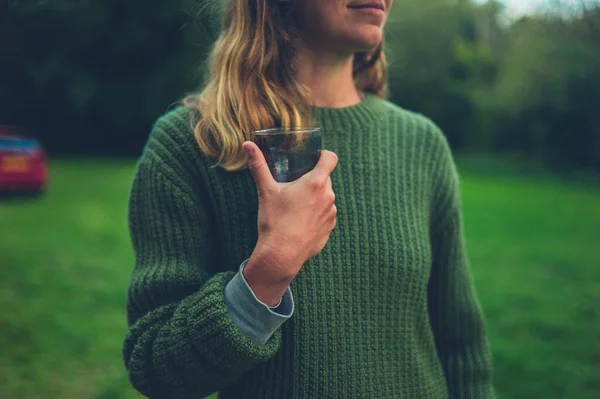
[224,259,294,345]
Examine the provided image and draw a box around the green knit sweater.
[124,94,495,399]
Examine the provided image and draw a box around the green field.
[1,160,599,399]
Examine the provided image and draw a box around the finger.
[243,141,277,194]
[329,215,337,231]
[329,204,337,220]
[312,150,338,180]
[322,205,336,228]
[326,176,332,192]
[325,189,336,206]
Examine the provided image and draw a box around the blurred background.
[1,0,599,398]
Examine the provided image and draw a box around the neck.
[294,46,362,108]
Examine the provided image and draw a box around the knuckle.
[257,219,271,233]
[257,189,269,201]
[310,176,326,190]
[328,192,336,204]
[249,160,266,172]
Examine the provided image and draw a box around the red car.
[0,126,48,195]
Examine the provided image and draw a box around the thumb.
[243,141,277,194]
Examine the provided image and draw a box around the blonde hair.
[186,0,388,171]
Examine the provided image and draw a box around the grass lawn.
[1,159,599,399]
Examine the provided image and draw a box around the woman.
[123,0,495,398]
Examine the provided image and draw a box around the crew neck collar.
[311,93,384,129]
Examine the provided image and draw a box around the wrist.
[243,242,301,307]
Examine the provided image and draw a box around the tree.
[488,3,600,171]
[385,0,503,149]
[0,0,217,154]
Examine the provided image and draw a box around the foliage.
[1,0,599,171]
[487,11,600,171]
[1,0,217,155]
[385,0,600,172]
[386,0,502,149]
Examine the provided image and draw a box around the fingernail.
[243,144,254,156]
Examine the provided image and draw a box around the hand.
[242,141,338,306]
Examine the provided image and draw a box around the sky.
[500,0,540,16]
[475,0,546,18]
[477,0,600,18]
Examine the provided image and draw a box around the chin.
[347,27,383,52]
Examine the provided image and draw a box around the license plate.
[1,155,31,173]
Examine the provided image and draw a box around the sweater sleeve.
[123,136,281,398]
[427,127,495,398]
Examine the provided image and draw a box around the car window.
[0,139,38,151]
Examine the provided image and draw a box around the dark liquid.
[252,131,322,183]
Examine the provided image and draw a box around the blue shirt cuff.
[224,259,294,345]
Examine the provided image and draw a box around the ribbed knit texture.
[124,94,495,399]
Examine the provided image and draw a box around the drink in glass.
[250,127,322,183]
